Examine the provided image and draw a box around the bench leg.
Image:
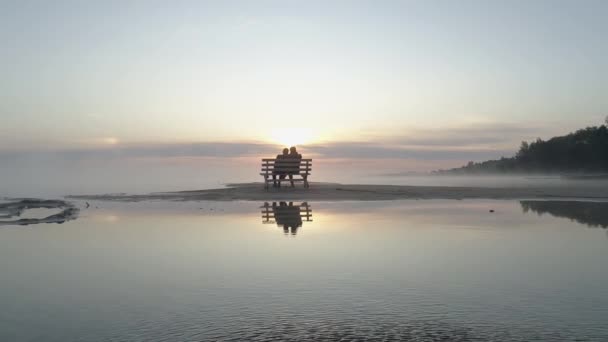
[303,175,309,189]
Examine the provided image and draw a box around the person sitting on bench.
[272,148,289,187]
[286,146,302,187]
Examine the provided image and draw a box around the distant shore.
[67,182,608,202]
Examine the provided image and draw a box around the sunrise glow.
[269,128,316,147]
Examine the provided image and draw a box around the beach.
[67,181,608,202]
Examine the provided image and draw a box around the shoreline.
[66,182,608,202]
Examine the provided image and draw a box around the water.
[1,200,607,341]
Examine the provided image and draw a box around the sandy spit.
[66,182,608,202]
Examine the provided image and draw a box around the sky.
[1,0,607,176]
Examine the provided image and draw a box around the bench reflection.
[261,202,312,235]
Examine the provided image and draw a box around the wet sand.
[66,182,608,202]
[0,199,79,226]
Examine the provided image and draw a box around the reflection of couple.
[273,201,302,235]
[272,146,303,187]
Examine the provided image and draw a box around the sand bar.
[66,182,608,202]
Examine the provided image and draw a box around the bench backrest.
[261,158,312,175]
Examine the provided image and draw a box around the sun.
[269,128,316,147]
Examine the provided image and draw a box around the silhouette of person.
[289,146,302,159]
[273,201,302,235]
[272,148,289,187]
[286,146,303,187]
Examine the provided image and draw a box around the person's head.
[282,148,289,155]
[289,146,297,154]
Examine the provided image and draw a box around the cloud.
[0,123,544,164]
[303,142,512,161]
[0,141,513,164]
[381,123,546,148]
[299,123,543,161]
[0,142,280,161]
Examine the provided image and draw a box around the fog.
[3,155,608,198]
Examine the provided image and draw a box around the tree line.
[435,118,608,174]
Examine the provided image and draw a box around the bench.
[260,158,312,189]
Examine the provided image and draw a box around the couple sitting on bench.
[273,146,302,187]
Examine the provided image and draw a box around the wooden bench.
[260,158,312,189]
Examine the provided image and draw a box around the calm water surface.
[1,200,607,341]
